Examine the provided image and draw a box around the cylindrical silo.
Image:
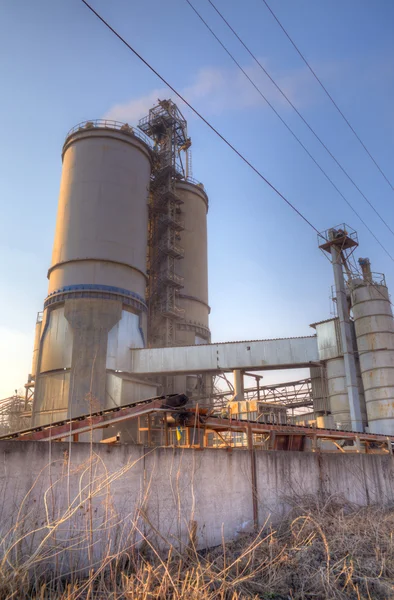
[312,317,367,431]
[169,180,211,399]
[175,180,210,345]
[310,366,329,415]
[326,356,367,430]
[48,122,150,300]
[351,265,394,434]
[326,357,351,430]
[310,366,334,428]
[32,121,152,425]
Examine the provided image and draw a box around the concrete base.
[64,298,122,417]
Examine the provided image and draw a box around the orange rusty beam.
[179,411,394,447]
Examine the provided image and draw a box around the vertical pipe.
[255,375,261,401]
[164,412,169,446]
[330,245,363,431]
[31,316,42,379]
[147,414,152,446]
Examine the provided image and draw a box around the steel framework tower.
[319,225,364,431]
[139,100,191,351]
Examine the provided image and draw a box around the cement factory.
[2,99,394,451]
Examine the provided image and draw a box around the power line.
[261,0,394,193]
[204,0,394,240]
[185,0,394,262]
[81,0,319,235]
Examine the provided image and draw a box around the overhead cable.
[185,0,394,262]
[81,0,320,234]
[203,0,394,240]
[261,0,394,193]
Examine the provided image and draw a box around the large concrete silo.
[172,180,211,398]
[32,121,153,425]
[175,181,210,346]
[351,259,394,434]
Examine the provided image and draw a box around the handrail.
[184,176,205,189]
[65,119,153,148]
[159,270,184,285]
[65,122,206,191]
[369,272,386,286]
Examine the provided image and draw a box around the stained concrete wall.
[1,442,394,575]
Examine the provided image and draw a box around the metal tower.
[319,225,363,432]
[139,100,192,350]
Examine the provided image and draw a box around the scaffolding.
[139,100,192,355]
[0,394,32,436]
[212,378,313,410]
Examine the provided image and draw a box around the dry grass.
[1,497,394,599]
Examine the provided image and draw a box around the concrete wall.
[0,442,393,576]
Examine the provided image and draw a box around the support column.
[246,425,258,530]
[65,298,122,417]
[234,370,244,402]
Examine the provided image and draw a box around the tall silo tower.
[175,180,210,346]
[351,258,394,434]
[175,180,211,397]
[31,121,153,425]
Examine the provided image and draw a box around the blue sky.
[1,0,394,397]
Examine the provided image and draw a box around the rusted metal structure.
[213,377,313,409]
[2,394,394,457]
[138,101,188,351]
[0,394,32,436]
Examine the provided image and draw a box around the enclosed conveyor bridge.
[129,336,320,376]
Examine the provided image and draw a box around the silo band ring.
[44,284,147,312]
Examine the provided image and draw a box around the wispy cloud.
[104,88,169,122]
[103,59,332,123]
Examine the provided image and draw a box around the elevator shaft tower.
[319,225,363,432]
[139,100,191,349]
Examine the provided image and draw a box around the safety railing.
[159,270,184,287]
[65,119,153,148]
[161,304,185,319]
[370,272,386,286]
[158,214,185,231]
[185,176,204,188]
[159,240,185,259]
